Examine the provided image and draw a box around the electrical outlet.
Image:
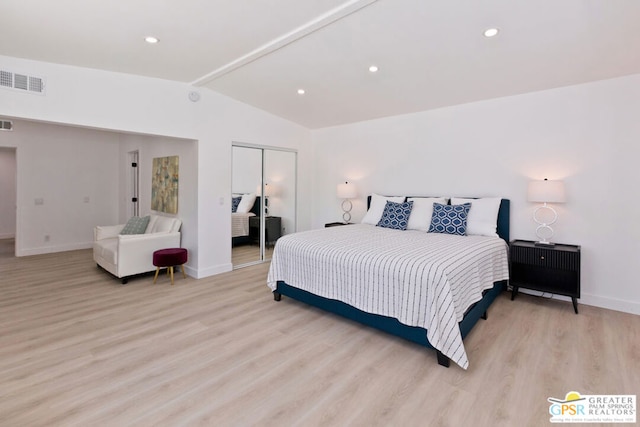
[83,196,90,203]
[44,235,50,242]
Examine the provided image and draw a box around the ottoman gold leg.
[180,264,186,279]
[153,267,160,284]
[169,266,175,285]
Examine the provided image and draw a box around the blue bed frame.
[273,198,510,368]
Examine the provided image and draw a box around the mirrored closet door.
[231,144,296,268]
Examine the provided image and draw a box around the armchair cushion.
[94,224,124,241]
[146,215,181,233]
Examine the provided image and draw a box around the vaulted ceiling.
[2,0,640,128]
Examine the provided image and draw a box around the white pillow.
[451,197,501,237]
[236,193,257,214]
[149,216,178,233]
[406,197,447,231]
[361,193,405,225]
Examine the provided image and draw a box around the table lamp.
[337,181,357,223]
[528,178,566,246]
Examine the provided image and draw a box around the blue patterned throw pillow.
[120,215,151,235]
[376,201,414,230]
[428,203,471,236]
[231,196,242,213]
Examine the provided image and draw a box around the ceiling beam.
[190,0,378,87]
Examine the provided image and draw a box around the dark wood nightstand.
[510,240,581,314]
[249,216,282,247]
[324,222,353,227]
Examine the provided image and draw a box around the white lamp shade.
[337,182,357,199]
[256,183,275,197]
[528,179,566,203]
[266,183,277,197]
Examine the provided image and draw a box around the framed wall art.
[151,155,179,214]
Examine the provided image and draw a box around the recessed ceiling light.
[483,28,499,38]
[369,65,379,73]
[144,36,159,44]
[297,89,305,95]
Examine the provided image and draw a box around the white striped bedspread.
[267,224,509,369]
[232,212,255,238]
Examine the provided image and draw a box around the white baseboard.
[18,242,93,257]
[14,246,233,281]
[0,233,15,239]
[579,293,640,316]
[514,288,640,316]
[191,263,233,279]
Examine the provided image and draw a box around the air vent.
[0,120,13,131]
[0,69,46,95]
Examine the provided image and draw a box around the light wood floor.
[0,237,14,258]
[232,244,274,267]
[1,245,638,426]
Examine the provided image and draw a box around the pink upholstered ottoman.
[153,248,188,285]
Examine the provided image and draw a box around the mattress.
[267,223,509,369]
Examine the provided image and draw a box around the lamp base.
[533,204,558,248]
[341,199,353,223]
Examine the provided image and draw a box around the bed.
[267,196,510,369]
[232,212,255,238]
[232,195,261,246]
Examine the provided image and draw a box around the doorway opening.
[0,147,17,258]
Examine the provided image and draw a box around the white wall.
[118,133,198,266]
[311,73,640,315]
[0,147,17,239]
[0,119,198,259]
[192,90,311,276]
[0,120,120,255]
[8,53,635,314]
[0,55,312,276]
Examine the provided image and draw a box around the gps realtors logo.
[548,391,636,423]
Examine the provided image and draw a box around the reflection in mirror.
[231,145,297,268]
[263,150,296,260]
[231,146,262,266]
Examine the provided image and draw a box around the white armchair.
[93,215,182,283]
